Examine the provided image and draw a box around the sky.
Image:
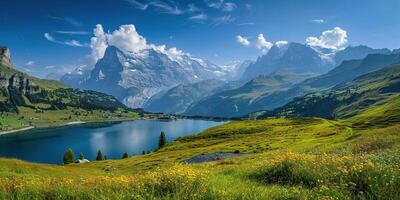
[1,0,400,78]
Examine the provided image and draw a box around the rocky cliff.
[0,47,12,68]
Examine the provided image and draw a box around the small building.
[75,159,90,164]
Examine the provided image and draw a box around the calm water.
[0,119,225,164]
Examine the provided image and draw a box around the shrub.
[254,160,317,188]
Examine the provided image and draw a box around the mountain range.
[62,46,246,108]
[183,46,396,117]
[60,42,396,118]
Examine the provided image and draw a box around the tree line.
[63,131,167,164]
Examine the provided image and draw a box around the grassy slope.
[257,64,400,120]
[0,94,399,199]
[0,64,140,131]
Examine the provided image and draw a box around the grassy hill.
[0,63,141,131]
[0,95,399,199]
[257,64,400,120]
[184,72,310,117]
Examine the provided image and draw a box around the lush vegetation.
[258,64,400,119]
[0,93,399,199]
[0,64,142,131]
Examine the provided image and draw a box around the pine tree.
[96,150,103,161]
[63,148,75,164]
[79,153,84,160]
[158,131,166,149]
[122,152,129,159]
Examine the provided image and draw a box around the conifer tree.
[96,150,103,161]
[158,131,166,149]
[63,148,75,164]
[122,152,129,159]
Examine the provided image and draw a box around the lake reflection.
[0,119,225,164]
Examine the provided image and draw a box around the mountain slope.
[241,44,391,81]
[247,52,400,113]
[63,46,235,108]
[258,63,400,119]
[186,51,400,118]
[0,47,140,131]
[241,43,330,81]
[184,72,311,117]
[143,79,226,114]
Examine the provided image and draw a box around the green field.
[0,96,399,199]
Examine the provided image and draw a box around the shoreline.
[0,121,86,136]
[0,117,228,136]
[0,126,35,136]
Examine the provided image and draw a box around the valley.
[1,1,400,199]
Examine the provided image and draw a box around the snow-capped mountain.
[62,45,237,108]
[241,43,390,81]
[60,65,92,87]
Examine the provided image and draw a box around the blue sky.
[1,0,400,78]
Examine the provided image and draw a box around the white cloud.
[189,13,208,22]
[44,65,56,69]
[25,61,35,66]
[107,24,148,53]
[56,31,90,35]
[222,2,237,11]
[86,24,188,67]
[88,24,108,66]
[44,32,89,47]
[256,33,273,53]
[48,16,82,27]
[188,3,200,12]
[306,27,348,49]
[212,15,235,26]
[275,40,288,48]
[311,19,326,24]
[125,0,184,15]
[236,35,250,46]
[44,33,55,42]
[205,0,224,9]
[237,22,255,26]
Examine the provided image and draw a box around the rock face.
[241,43,391,81]
[65,46,234,108]
[0,47,12,68]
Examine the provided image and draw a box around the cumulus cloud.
[44,32,89,47]
[88,24,108,66]
[236,35,250,46]
[86,24,188,66]
[256,33,273,53]
[275,40,288,48]
[222,2,237,11]
[107,24,148,53]
[306,27,348,49]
